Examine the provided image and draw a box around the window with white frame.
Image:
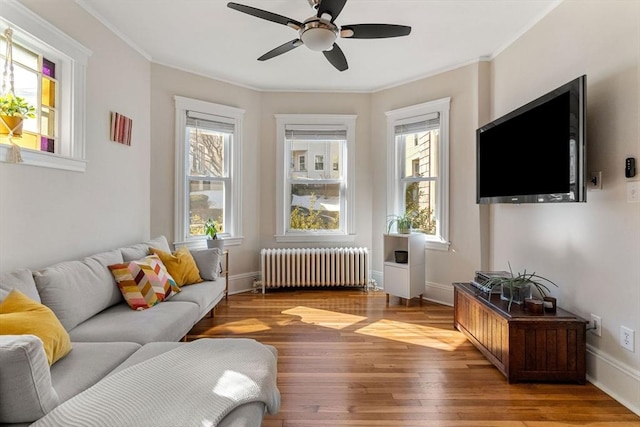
[386,98,450,250]
[275,114,356,243]
[174,96,244,246]
[0,3,90,172]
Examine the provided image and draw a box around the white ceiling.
[77,0,561,92]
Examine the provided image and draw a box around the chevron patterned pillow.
[108,255,180,310]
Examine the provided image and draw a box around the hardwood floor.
[187,289,640,427]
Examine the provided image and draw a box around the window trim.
[174,96,244,247]
[386,97,451,251]
[275,114,356,243]
[0,1,90,172]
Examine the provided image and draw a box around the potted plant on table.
[0,93,36,136]
[386,213,413,234]
[204,218,224,249]
[483,263,559,311]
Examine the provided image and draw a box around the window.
[174,96,244,247]
[299,155,306,171]
[275,114,356,243]
[0,3,90,171]
[386,98,450,250]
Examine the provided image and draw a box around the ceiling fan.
[227,0,411,72]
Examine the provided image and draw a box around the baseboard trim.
[585,343,640,416]
[423,281,454,307]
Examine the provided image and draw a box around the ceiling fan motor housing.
[300,18,338,51]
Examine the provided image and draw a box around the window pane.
[188,126,225,177]
[289,140,342,179]
[188,180,224,237]
[401,129,439,178]
[41,106,54,137]
[405,180,436,235]
[289,183,340,230]
[43,58,55,78]
[11,42,38,70]
[42,77,55,108]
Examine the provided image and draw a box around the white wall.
[0,0,151,272]
[149,64,262,291]
[258,92,373,252]
[370,63,487,304]
[490,0,640,413]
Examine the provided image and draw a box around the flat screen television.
[476,75,586,204]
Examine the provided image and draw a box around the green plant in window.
[204,218,221,240]
[386,213,413,234]
[0,93,35,118]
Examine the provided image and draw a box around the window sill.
[0,145,86,172]
[425,239,450,251]
[275,234,356,244]
[173,236,244,250]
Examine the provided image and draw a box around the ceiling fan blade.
[317,0,347,22]
[258,39,303,61]
[323,43,348,71]
[341,24,411,39]
[227,2,302,29]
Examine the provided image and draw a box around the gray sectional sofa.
[0,236,280,426]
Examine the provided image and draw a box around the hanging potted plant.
[204,218,224,250]
[0,93,35,136]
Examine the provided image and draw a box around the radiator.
[260,247,369,293]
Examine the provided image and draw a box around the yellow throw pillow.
[149,246,203,287]
[0,289,72,365]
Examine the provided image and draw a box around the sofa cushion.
[109,342,184,375]
[50,341,141,403]
[191,248,223,281]
[168,280,226,315]
[68,301,200,344]
[0,289,72,365]
[120,235,172,262]
[0,268,40,303]
[149,246,203,286]
[109,255,180,310]
[0,335,60,424]
[33,249,124,331]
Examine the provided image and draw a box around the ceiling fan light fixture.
[301,26,337,51]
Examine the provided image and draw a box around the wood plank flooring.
[187,289,640,427]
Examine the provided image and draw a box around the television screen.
[476,75,586,204]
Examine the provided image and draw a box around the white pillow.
[0,335,60,423]
[190,248,222,281]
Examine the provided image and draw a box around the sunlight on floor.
[282,306,366,330]
[355,319,468,351]
[280,305,468,351]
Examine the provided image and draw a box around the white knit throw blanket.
[31,338,281,427]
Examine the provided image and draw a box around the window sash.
[0,3,90,171]
[386,98,450,250]
[275,114,356,243]
[174,96,244,247]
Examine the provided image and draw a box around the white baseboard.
[586,344,640,416]
[227,271,259,295]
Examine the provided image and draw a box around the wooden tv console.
[453,282,587,384]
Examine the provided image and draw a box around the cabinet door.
[384,264,409,299]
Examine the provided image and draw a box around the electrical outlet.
[627,181,640,203]
[620,326,634,352]
[590,314,602,337]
